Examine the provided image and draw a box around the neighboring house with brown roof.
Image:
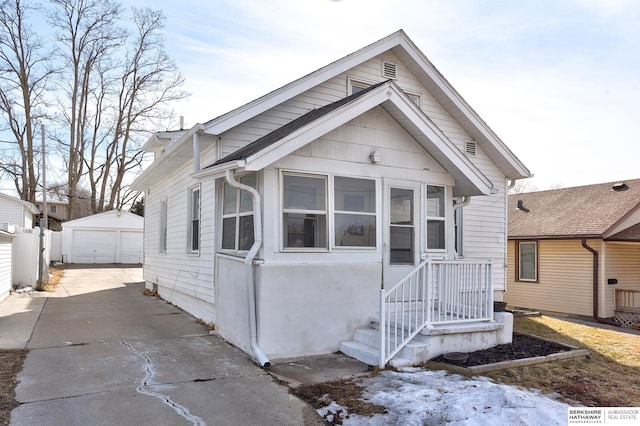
[506,179,640,325]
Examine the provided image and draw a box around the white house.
[0,226,17,301]
[132,30,531,368]
[61,210,143,264]
[0,192,39,228]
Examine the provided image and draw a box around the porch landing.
[340,312,513,368]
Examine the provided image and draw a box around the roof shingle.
[508,179,640,239]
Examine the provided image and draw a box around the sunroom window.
[283,174,327,249]
[426,185,445,250]
[221,173,256,252]
[334,177,376,247]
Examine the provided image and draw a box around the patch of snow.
[322,368,573,425]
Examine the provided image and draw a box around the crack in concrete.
[121,341,206,426]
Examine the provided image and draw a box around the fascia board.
[204,33,404,136]
[398,38,531,179]
[192,161,245,181]
[241,82,492,196]
[603,202,640,239]
[242,86,395,171]
[382,87,493,195]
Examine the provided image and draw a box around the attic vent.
[382,61,397,79]
[612,182,629,192]
[465,141,477,156]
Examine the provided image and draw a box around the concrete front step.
[340,312,513,368]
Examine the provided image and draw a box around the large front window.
[222,173,256,252]
[281,172,377,250]
[283,174,327,249]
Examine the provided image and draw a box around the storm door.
[383,180,421,289]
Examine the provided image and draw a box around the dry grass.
[487,315,640,406]
[41,264,65,292]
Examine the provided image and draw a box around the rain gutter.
[581,239,619,327]
[225,169,271,367]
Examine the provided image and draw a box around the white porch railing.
[378,257,493,368]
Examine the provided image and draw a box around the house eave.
[132,124,206,191]
[508,234,603,241]
[209,81,493,196]
[201,29,530,181]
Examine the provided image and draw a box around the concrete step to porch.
[340,312,512,368]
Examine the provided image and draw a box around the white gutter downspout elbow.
[453,196,471,211]
[225,170,270,368]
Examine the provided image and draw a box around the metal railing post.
[379,288,386,369]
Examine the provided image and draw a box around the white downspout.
[225,169,270,367]
[193,132,200,173]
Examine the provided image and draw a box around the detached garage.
[62,210,143,264]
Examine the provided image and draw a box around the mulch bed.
[433,333,572,367]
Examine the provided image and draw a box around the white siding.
[219,51,510,293]
[143,144,218,324]
[0,198,31,228]
[0,234,13,301]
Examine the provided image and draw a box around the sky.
[119,0,639,191]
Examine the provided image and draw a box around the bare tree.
[49,0,125,218]
[0,0,52,203]
[91,7,187,212]
[509,179,538,195]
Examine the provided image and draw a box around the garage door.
[119,231,142,264]
[72,230,116,263]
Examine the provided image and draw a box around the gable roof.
[196,80,495,197]
[508,179,640,240]
[62,210,143,230]
[0,192,40,215]
[201,29,529,180]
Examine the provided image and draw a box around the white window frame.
[347,76,376,96]
[426,185,446,252]
[333,176,377,249]
[221,173,256,255]
[517,241,538,282]
[281,172,328,251]
[280,171,379,252]
[159,197,168,254]
[187,185,201,254]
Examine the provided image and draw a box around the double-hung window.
[283,173,327,249]
[159,198,168,254]
[517,241,538,282]
[334,177,376,247]
[222,173,256,253]
[187,186,200,253]
[426,185,445,250]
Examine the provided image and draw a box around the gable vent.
[382,61,397,79]
[465,141,477,156]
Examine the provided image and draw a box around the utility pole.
[37,123,48,291]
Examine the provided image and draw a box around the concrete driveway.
[10,266,321,425]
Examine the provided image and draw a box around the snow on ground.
[318,368,573,425]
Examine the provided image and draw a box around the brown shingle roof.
[508,179,640,240]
